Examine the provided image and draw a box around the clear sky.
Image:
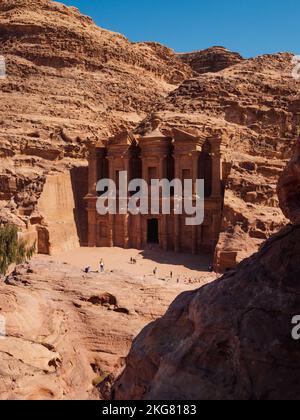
[60,0,299,58]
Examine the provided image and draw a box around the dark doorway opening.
[147,219,159,244]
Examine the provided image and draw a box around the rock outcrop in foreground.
[112,143,300,401]
[0,258,198,400]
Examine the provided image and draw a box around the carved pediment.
[108,131,136,146]
[172,128,197,142]
[172,128,206,151]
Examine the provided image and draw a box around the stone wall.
[37,172,82,254]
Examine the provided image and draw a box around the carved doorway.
[147,218,159,244]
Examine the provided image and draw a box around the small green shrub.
[0,225,36,275]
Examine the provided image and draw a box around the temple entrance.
[147,219,159,244]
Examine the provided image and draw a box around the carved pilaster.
[174,214,180,253]
[192,151,200,196]
[87,208,97,247]
[88,146,98,195]
[211,152,222,197]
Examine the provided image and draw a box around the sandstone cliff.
[178,46,244,74]
[0,0,193,252]
[137,52,299,270]
[112,141,300,400]
[0,0,299,269]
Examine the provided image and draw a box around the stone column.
[174,154,181,180]
[87,207,97,247]
[107,156,115,182]
[174,154,181,253]
[108,214,114,248]
[124,213,129,249]
[137,213,142,249]
[212,152,221,197]
[192,152,199,196]
[88,146,98,195]
[123,157,130,248]
[124,156,130,182]
[162,215,168,251]
[174,215,180,253]
[142,156,147,183]
[107,156,115,247]
[159,156,166,180]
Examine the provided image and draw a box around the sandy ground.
[50,247,213,284]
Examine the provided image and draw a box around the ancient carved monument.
[85,117,224,256]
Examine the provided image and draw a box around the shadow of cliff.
[70,166,88,247]
[139,246,212,273]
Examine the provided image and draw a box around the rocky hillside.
[0,0,192,248]
[137,52,299,270]
[0,0,192,156]
[112,142,300,400]
[0,0,299,269]
[178,46,244,74]
[0,257,200,400]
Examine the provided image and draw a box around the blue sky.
[60,0,299,58]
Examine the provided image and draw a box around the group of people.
[83,257,214,282]
[83,259,105,275]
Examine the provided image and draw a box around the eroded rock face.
[113,145,300,400]
[0,0,192,160]
[113,224,300,400]
[278,137,300,224]
[0,0,298,268]
[0,258,198,400]
[0,0,193,252]
[138,52,299,271]
[178,46,244,74]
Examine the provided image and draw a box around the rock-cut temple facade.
[85,123,224,256]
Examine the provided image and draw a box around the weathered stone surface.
[112,223,300,400]
[178,46,244,74]
[278,137,300,224]
[0,0,193,253]
[0,258,198,400]
[0,0,298,268]
[112,144,300,400]
[137,52,298,271]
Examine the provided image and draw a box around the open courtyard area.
[52,246,213,285]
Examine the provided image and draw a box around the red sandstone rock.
[113,225,300,400]
[0,258,200,400]
[137,53,298,271]
[178,46,244,74]
[112,142,300,400]
[278,137,300,224]
[0,0,298,268]
[0,0,192,253]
